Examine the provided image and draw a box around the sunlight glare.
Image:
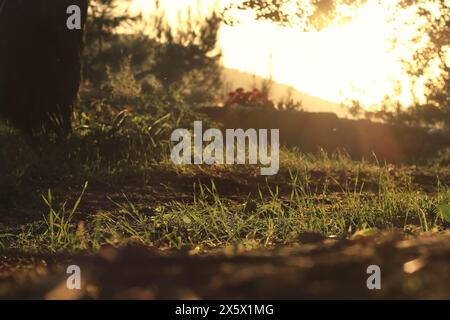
[129,0,430,109]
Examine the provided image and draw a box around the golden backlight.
[129,0,430,109]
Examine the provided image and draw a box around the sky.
[126,0,424,108]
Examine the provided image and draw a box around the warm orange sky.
[126,0,431,108]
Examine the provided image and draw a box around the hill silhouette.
[223,68,349,118]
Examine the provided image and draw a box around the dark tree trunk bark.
[0,0,88,136]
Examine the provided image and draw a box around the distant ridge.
[223,68,349,118]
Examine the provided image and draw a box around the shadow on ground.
[1,231,449,299]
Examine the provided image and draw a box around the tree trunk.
[0,0,88,136]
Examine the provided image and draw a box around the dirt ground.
[1,230,449,299]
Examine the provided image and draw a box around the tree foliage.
[399,0,449,127]
[82,0,141,84]
[82,0,223,104]
[149,6,223,103]
[353,0,449,127]
[224,0,366,29]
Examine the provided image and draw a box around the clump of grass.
[41,181,88,251]
[0,182,88,252]
[1,171,447,253]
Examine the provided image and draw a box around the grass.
[0,95,449,255]
[41,181,88,251]
[1,164,448,253]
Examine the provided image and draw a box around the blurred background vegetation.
[80,0,449,128]
[0,0,448,180]
[81,0,223,107]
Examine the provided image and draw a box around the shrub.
[225,88,275,109]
